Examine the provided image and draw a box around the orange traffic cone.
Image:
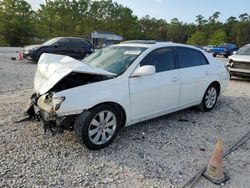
[203,138,229,185]
[19,52,23,60]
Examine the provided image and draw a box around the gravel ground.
[0,48,250,188]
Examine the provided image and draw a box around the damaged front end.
[24,92,76,134]
[21,53,116,134]
[24,73,112,134]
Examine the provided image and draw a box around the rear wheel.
[212,53,217,57]
[74,104,121,150]
[198,85,219,111]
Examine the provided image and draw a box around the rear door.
[69,38,85,59]
[52,38,71,56]
[129,47,181,121]
[176,47,211,106]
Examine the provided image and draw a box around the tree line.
[0,0,249,47]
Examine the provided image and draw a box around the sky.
[27,0,250,23]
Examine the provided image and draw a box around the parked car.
[25,41,229,150]
[204,45,216,53]
[226,44,250,78]
[211,43,238,58]
[22,37,94,62]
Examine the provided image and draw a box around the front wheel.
[74,104,121,150]
[198,85,219,111]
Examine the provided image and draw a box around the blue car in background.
[211,43,238,58]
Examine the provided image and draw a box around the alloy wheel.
[88,110,117,145]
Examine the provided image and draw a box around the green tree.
[0,0,35,46]
[208,29,227,45]
[195,15,207,31]
[187,31,207,45]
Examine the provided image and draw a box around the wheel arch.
[89,101,127,127]
[209,81,221,96]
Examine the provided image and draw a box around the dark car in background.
[22,37,94,62]
[211,43,238,58]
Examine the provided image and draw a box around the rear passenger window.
[140,48,176,73]
[56,38,70,46]
[71,38,84,47]
[177,47,208,68]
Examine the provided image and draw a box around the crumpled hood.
[229,54,250,62]
[34,53,116,95]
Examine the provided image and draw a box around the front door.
[129,47,180,122]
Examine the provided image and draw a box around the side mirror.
[131,65,156,77]
[233,51,237,55]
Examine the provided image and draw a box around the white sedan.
[26,41,229,150]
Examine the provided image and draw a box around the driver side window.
[140,47,176,73]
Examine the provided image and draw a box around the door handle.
[171,77,179,82]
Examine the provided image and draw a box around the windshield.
[237,45,250,55]
[82,46,147,75]
[43,38,60,46]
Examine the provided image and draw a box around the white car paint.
[229,54,250,62]
[35,53,116,95]
[35,42,229,126]
[227,44,250,76]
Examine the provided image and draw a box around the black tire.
[224,54,229,58]
[74,104,121,150]
[212,53,217,57]
[197,84,219,112]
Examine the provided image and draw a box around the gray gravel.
[0,47,250,188]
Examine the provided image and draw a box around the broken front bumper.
[25,93,76,133]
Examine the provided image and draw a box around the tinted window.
[56,38,70,46]
[141,48,176,73]
[177,47,208,68]
[199,53,209,65]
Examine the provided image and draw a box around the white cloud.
[26,0,45,10]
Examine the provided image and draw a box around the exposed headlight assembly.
[52,96,65,112]
[37,94,65,113]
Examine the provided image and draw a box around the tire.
[224,54,229,58]
[197,84,219,111]
[212,53,216,57]
[74,104,121,150]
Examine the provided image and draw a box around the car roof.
[116,40,203,51]
[55,37,87,40]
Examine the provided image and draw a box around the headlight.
[37,95,65,113]
[52,96,65,112]
[226,59,233,67]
